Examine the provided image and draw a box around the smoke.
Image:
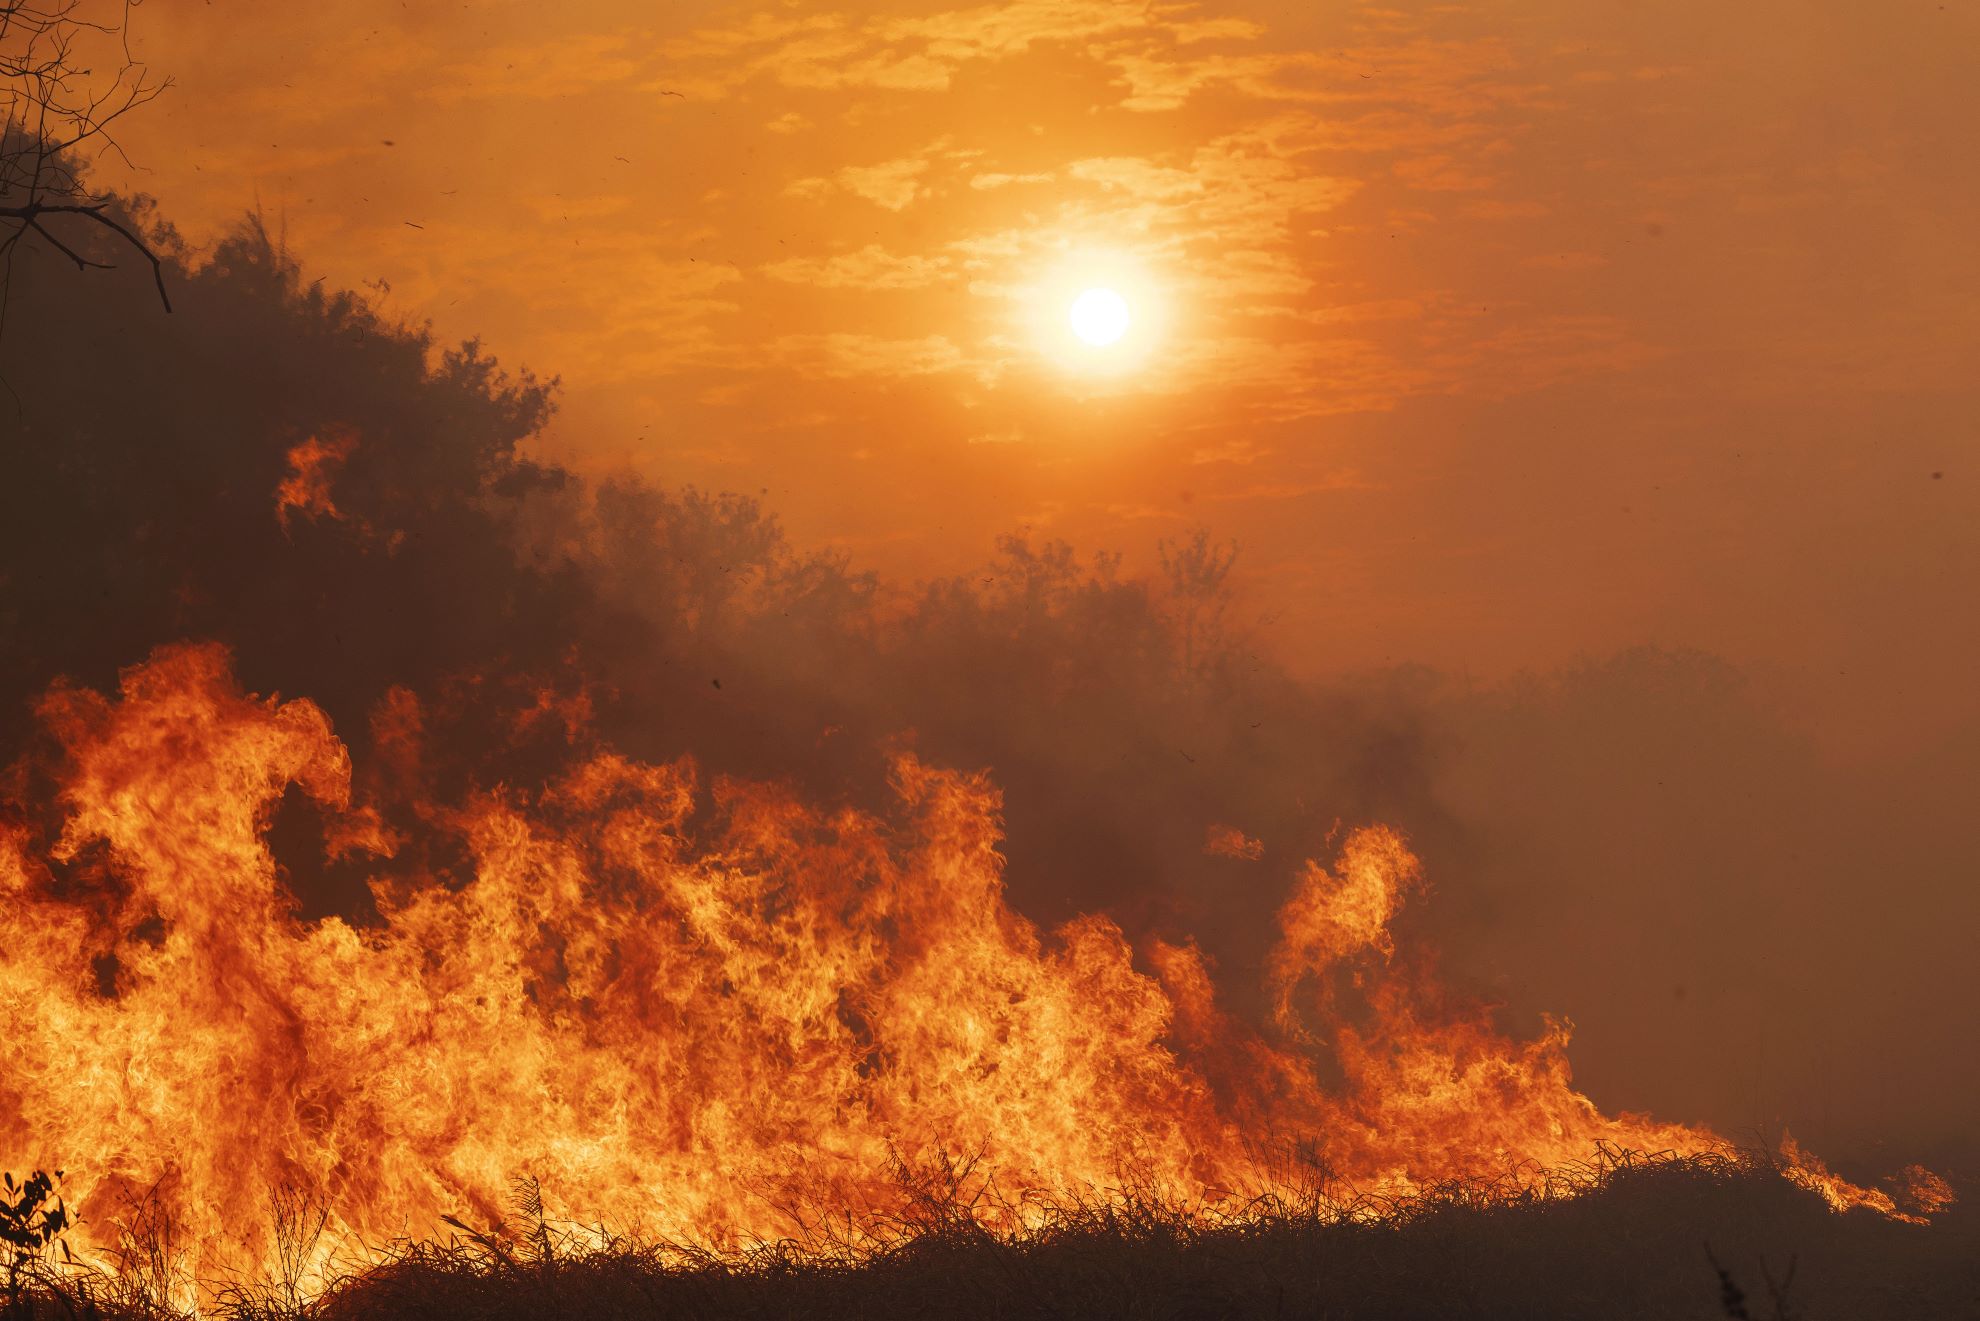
[1421,651,1980,1173]
[0,210,1445,975]
[1,204,1972,1178]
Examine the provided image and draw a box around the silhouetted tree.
[1,0,170,318]
[1159,528,1238,694]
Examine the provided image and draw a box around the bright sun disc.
[1068,287,1131,346]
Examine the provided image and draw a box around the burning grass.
[0,644,1952,1312]
[3,1148,1974,1321]
[1,194,1968,1321]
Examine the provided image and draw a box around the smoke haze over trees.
[0,199,1973,1183]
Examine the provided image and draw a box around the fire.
[274,433,358,533]
[1774,1136,1951,1225]
[0,645,1942,1305]
[1202,824,1263,861]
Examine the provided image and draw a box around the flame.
[1203,824,1263,861]
[0,645,1941,1304]
[1773,1135,1953,1224]
[274,433,357,533]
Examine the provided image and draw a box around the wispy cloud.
[761,245,954,290]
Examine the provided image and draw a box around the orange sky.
[104,0,1980,756]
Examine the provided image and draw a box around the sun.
[1068,287,1131,347]
[1021,247,1168,376]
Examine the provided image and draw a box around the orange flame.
[0,645,1942,1303]
[1773,1135,1953,1225]
[274,433,357,533]
[1203,824,1263,861]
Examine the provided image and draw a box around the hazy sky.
[105,0,1980,755]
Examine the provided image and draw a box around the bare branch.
[23,212,109,269]
[1,0,170,319]
[0,198,168,306]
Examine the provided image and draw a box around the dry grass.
[5,1151,1974,1321]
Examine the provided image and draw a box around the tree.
[1158,528,1238,694]
[1,0,170,316]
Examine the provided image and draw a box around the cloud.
[771,44,956,91]
[103,0,1873,536]
[970,171,1054,190]
[1189,439,1266,467]
[1066,157,1205,201]
[772,332,971,379]
[659,12,845,61]
[837,155,933,210]
[659,0,1334,105]
[877,0,1146,59]
[760,245,953,290]
[1392,153,1499,192]
[789,149,948,211]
